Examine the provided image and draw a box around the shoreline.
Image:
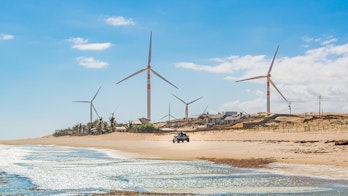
[1,129,348,179]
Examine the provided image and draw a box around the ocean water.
[0,145,347,195]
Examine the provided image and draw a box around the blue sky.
[1,0,348,139]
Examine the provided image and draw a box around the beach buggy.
[173,132,190,143]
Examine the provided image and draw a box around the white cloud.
[176,62,223,72]
[321,38,337,45]
[67,37,111,51]
[0,33,14,40]
[105,16,135,26]
[224,76,239,81]
[76,56,108,69]
[302,36,321,43]
[73,43,111,51]
[176,55,267,74]
[302,35,338,46]
[176,42,348,114]
[68,37,88,45]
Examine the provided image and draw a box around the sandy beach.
[1,129,348,180]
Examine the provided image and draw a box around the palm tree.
[109,113,116,132]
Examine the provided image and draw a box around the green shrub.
[140,124,158,133]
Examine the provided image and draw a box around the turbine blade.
[236,75,266,82]
[116,68,147,85]
[148,31,152,66]
[172,94,186,104]
[267,45,280,75]
[151,69,179,89]
[170,114,176,119]
[269,79,288,102]
[203,105,208,114]
[92,103,100,118]
[73,101,89,103]
[188,97,203,105]
[91,86,102,102]
[160,115,169,120]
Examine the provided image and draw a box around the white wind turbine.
[173,94,203,120]
[73,86,101,124]
[116,32,178,121]
[160,103,176,122]
[236,45,288,114]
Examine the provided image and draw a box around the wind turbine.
[73,86,101,124]
[173,94,203,120]
[160,103,176,122]
[116,32,178,121]
[236,45,288,114]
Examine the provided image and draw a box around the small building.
[224,114,242,125]
[225,111,238,116]
[139,117,150,124]
[115,126,127,132]
[131,117,150,125]
[208,113,225,125]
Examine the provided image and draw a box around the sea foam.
[1,144,347,195]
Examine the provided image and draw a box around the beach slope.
[1,130,348,179]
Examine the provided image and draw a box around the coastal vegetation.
[53,117,159,137]
[53,113,348,137]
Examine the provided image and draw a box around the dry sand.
[1,129,348,179]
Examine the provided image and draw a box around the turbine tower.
[173,94,202,119]
[236,45,288,114]
[73,86,101,124]
[116,32,178,121]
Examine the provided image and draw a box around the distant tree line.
[53,117,159,137]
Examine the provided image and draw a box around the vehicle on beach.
[173,132,190,143]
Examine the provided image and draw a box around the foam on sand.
[1,145,347,195]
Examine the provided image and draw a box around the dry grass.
[252,113,348,133]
